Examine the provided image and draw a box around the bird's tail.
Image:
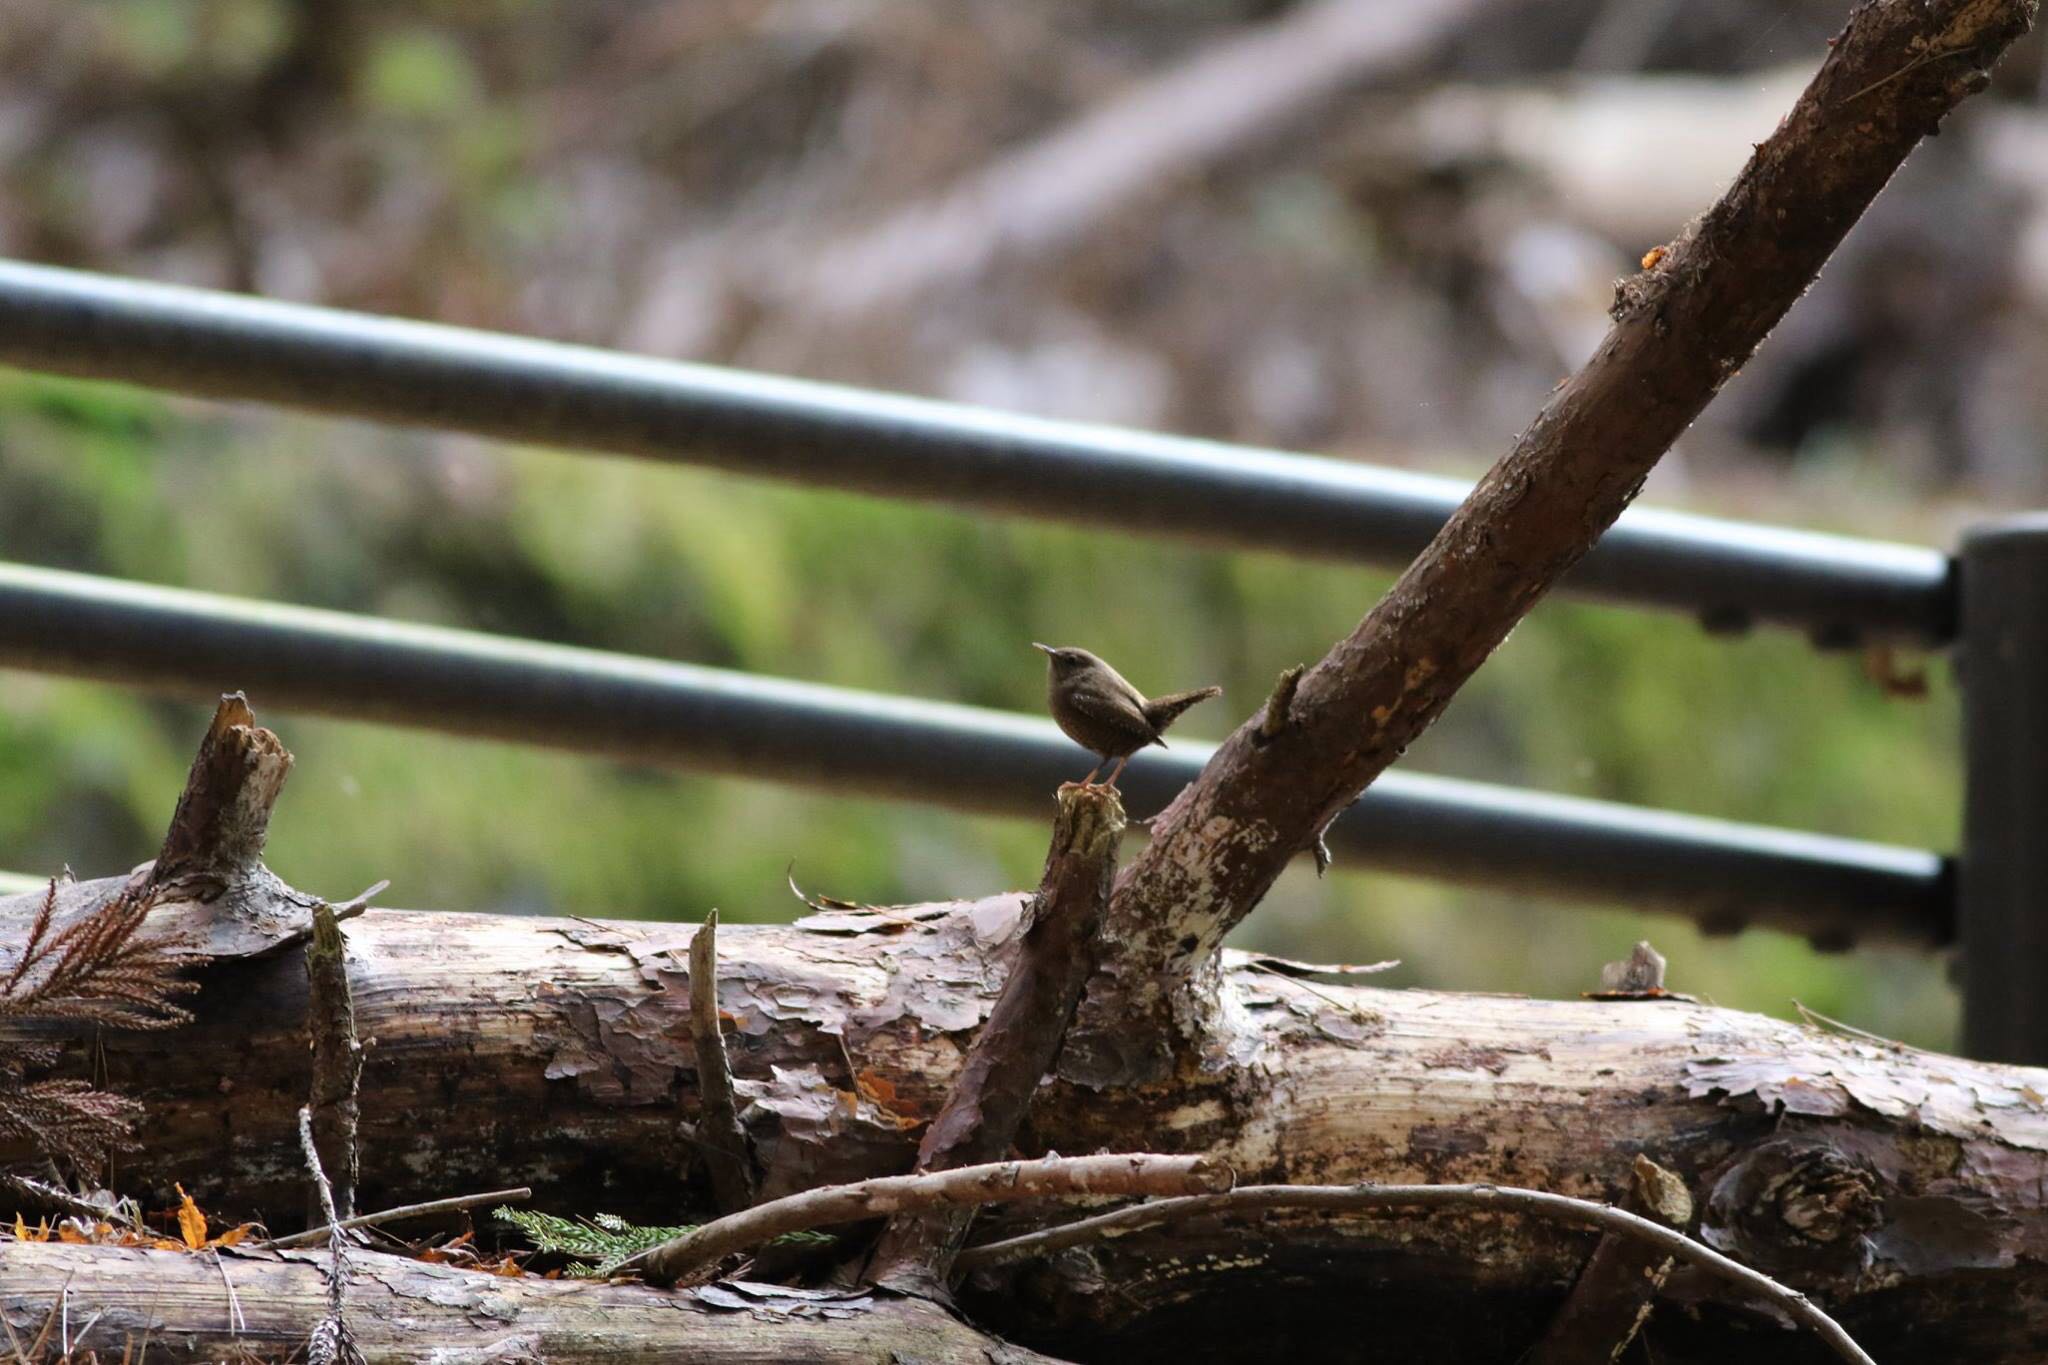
[1143,686,1222,735]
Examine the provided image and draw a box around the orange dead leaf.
[854,1069,898,1106]
[490,1258,525,1278]
[174,1184,207,1250]
[56,1224,87,1244]
[210,1224,256,1249]
[837,1088,860,1117]
[11,1213,24,1241]
[854,1068,926,1130]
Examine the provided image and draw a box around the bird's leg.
[1102,754,1130,788]
[1078,757,1106,788]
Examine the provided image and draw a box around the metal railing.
[0,262,2039,1060]
[0,562,1945,945]
[0,261,1951,644]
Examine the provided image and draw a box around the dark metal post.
[1959,515,2048,1063]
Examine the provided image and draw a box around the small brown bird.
[1034,643,1222,788]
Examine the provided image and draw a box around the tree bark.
[6,880,2044,1364]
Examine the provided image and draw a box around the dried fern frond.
[0,1078,144,1165]
[0,879,196,1030]
[1,877,199,1167]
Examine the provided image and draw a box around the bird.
[1033,643,1222,789]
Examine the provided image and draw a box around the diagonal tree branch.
[1074,0,2038,1082]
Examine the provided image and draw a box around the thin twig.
[954,1182,1875,1365]
[259,1187,535,1251]
[1792,1000,1904,1049]
[209,1252,244,1338]
[688,910,755,1214]
[636,1152,1233,1287]
[297,1106,364,1365]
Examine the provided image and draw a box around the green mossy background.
[0,370,1962,1046]
[0,0,1999,1050]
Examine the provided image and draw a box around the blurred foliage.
[0,370,1962,1046]
[0,0,1996,1050]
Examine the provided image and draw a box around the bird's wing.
[1066,685,1158,748]
[1086,659,1149,712]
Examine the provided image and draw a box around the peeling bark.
[5,885,2044,1362]
[0,1242,1064,1364]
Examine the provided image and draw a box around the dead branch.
[865,783,1125,1291]
[305,901,363,1225]
[260,1187,533,1251]
[640,1152,1232,1287]
[955,1181,1873,1365]
[150,692,292,902]
[688,909,755,1214]
[1528,1155,1695,1365]
[1077,0,2036,1079]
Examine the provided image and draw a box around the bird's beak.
[1032,642,1055,656]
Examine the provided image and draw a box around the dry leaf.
[174,1184,206,1251]
[56,1224,87,1244]
[211,1224,255,1249]
[11,1213,25,1241]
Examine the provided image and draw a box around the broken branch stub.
[865,782,1126,1290]
[1084,0,2037,1079]
[151,693,292,899]
[689,908,757,1214]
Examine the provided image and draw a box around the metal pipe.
[1957,516,2048,1061]
[0,562,1948,945]
[0,260,1955,645]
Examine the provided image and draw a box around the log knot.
[1703,1139,1883,1273]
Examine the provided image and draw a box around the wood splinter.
[305,900,365,1226]
[688,908,756,1214]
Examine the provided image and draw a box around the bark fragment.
[689,909,757,1214]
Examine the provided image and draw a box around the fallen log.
[4,877,2044,1362]
[0,1241,1061,1364]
